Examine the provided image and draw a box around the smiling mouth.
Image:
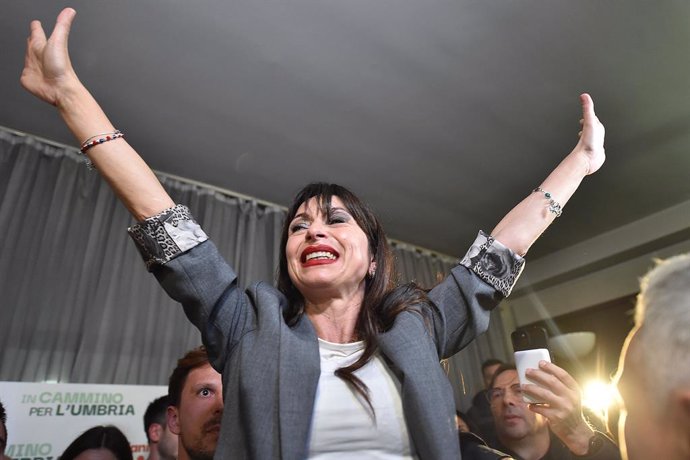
[301,245,339,264]
[305,251,337,261]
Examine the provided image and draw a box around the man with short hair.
[488,363,619,460]
[144,395,178,460]
[168,346,223,460]
[614,254,690,460]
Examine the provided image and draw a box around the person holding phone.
[487,364,620,460]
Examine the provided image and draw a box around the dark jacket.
[494,430,621,460]
[460,431,514,459]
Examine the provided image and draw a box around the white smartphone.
[511,326,552,404]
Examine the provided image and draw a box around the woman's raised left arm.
[490,93,605,256]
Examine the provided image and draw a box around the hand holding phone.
[511,326,552,404]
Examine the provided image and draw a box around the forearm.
[490,148,590,256]
[57,81,174,221]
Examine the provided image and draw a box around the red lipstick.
[301,244,339,266]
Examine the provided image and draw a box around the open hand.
[575,93,606,175]
[20,8,79,107]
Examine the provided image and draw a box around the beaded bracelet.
[533,187,562,217]
[78,130,124,170]
[79,130,124,154]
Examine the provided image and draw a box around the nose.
[214,393,224,412]
[503,394,516,406]
[503,388,521,406]
[306,220,327,240]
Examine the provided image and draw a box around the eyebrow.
[291,212,311,222]
[492,380,521,389]
[291,207,349,221]
[189,380,220,392]
[192,381,219,388]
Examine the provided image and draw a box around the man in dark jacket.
[488,364,620,460]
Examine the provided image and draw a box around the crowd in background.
[2,252,689,460]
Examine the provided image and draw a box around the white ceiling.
[2,1,689,259]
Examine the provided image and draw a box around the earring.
[368,264,376,278]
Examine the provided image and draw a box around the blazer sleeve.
[426,231,525,359]
[127,204,257,371]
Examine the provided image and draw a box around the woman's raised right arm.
[21,8,174,221]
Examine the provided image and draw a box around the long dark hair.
[278,183,431,407]
[61,425,133,460]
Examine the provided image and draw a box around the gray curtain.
[0,127,508,405]
[0,129,283,385]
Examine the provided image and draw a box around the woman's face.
[286,196,373,303]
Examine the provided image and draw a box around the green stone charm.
[533,187,562,217]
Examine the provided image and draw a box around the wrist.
[566,147,593,178]
[56,83,116,144]
[574,432,608,458]
[54,77,88,112]
[560,422,595,456]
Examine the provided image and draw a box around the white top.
[308,339,418,459]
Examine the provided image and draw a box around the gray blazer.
[129,205,524,460]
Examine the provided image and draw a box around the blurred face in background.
[490,370,547,442]
[0,420,7,457]
[615,328,683,460]
[156,421,178,460]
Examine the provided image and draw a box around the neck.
[147,449,160,460]
[305,296,363,343]
[501,429,551,460]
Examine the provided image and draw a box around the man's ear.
[167,405,181,436]
[148,422,162,443]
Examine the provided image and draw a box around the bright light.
[582,380,616,416]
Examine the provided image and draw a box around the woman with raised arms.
[21,8,605,459]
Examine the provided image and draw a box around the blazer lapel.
[279,314,320,460]
[378,310,460,460]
